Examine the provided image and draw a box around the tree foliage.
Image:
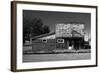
[23,18,50,43]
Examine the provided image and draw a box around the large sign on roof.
[56,23,84,37]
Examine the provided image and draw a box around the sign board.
[56,23,84,37]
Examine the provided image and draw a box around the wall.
[32,39,56,52]
[0,0,100,73]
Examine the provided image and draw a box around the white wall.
[0,0,99,73]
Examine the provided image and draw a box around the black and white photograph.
[11,1,97,71]
[23,10,91,62]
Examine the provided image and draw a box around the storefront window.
[57,39,64,43]
[42,39,47,43]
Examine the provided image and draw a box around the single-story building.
[31,23,90,52]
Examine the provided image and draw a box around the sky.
[23,10,91,39]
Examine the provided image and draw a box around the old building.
[56,23,85,50]
[31,22,89,52]
[31,32,56,52]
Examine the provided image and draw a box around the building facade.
[31,22,89,52]
[56,23,84,50]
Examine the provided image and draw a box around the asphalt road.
[23,53,91,62]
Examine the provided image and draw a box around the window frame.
[57,39,64,43]
[42,39,47,43]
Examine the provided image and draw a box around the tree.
[31,18,44,36]
[42,25,50,34]
[23,18,50,43]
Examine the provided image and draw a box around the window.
[57,39,64,43]
[42,39,47,43]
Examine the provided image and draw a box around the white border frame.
[16,3,96,70]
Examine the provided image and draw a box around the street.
[23,53,91,62]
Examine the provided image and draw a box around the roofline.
[31,32,55,40]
